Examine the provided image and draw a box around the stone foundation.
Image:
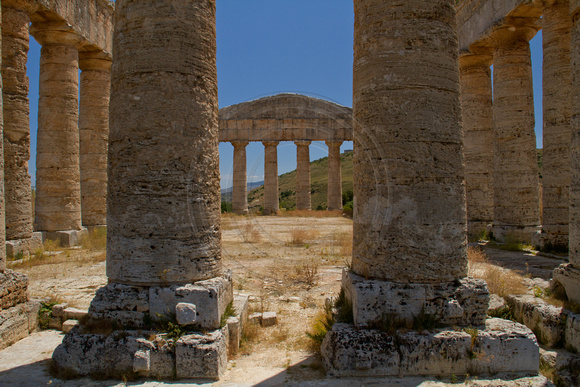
[0,269,28,310]
[532,231,569,253]
[552,263,580,304]
[0,301,39,351]
[321,318,540,378]
[492,225,541,245]
[5,233,43,258]
[40,229,88,248]
[343,270,489,328]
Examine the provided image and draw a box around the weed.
[39,301,59,329]
[413,308,442,331]
[306,303,335,351]
[240,321,260,354]
[220,301,237,328]
[80,228,107,251]
[289,228,320,246]
[539,357,556,381]
[468,246,527,297]
[488,306,514,321]
[335,289,354,324]
[240,222,261,243]
[294,263,318,287]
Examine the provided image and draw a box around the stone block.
[62,319,79,333]
[0,301,40,350]
[233,293,249,326]
[343,270,489,328]
[5,233,42,258]
[133,350,151,373]
[565,312,580,353]
[248,313,261,325]
[41,229,88,248]
[149,343,175,379]
[88,283,149,328]
[175,330,227,380]
[64,307,88,321]
[49,316,63,330]
[488,294,507,315]
[150,272,233,330]
[227,316,240,354]
[51,303,68,318]
[175,303,197,325]
[321,319,539,378]
[506,295,566,347]
[553,263,580,304]
[0,269,29,310]
[262,312,277,327]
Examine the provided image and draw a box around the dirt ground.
[0,214,563,386]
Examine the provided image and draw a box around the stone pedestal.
[231,141,249,215]
[263,141,279,215]
[31,23,83,238]
[79,52,111,228]
[326,140,342,211]
[492,25,541,244]
[295,140,312,210]
[51,0,232,380]
[459,53,494,238]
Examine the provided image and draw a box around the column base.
[40,228,88,248]
[492,224,541,244]
[6,233,43,257]
[321,318,539,378]
[552,263,580,304]
[343,270,489,328]
[531,231,569,253]
[51,271,242,380]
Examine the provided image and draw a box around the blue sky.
[24,1,544,189]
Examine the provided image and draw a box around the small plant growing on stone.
[463,326,479,359]
[38,301,58,329]
[335,289,354,324]
[413,308,441,331]
[306,303,335,351]
[220,301,236,328]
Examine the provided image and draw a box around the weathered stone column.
[459,53,494,238]
[1,1,37,251]
[53,0,233,380]
[31,23,84,246]
[231,141,249,215]
[326,140,342,211]
[553,0,580,304]
[79,52,112,228]
[0,4,5,272]
[263,141,279,215]
[295,140,311,210]
[492,25,541,243]
[536,0,572,251]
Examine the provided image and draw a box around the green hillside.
[247,150,354,211]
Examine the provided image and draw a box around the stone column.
[79,52,111,228]
[492,25,541,244]
[31,23,84,246]
[231,141,249,215]
[2,1,37,251]
[263,141,279,215]
[326,140,343,211]
[553,0,580,304]
[295,140,311,210]
[459,53,494,238]
[537,0,572,251]
[0,4,5,272]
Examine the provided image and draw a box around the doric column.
[538,0,572,250]
[460,53,494,238]
[492,25,541,243]
[231,141,249,215]
[295,140,311,210]
[79,52,112,228]
[106,1,221,285]
[351,0,467,284]
[0,5,5,271]
[263,141,279,215]
[31,23,83,234]
[553,0,580,304]
[326,140,342,210]
[2,1,36,243]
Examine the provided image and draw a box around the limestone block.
[262,312,277,327]
[248,313,261,325]
[149,343,175,379]
[488,294,507,315]
[0,301,40,350]
[233,293,249,326]
[133,350,151,373]
[48,317,62,330]
[553,263,580,304]
[0,269,28,310]
[63,307,88,321]
[62,319,78,333]
[565,312,580,353]
[88,283,149,328]
[149,273,233,330]
[41,229,87,248]
[175,303,197,325]
[343,270,489,328]
[227,316,240,354]
[5,233,42,258]
[51,303,68,318]
[506,295,566,347]
[175,330,227,380]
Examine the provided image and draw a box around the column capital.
[2,0,38,14]
[79,51,112,71]
[231,140,249,148]
[491,23,540,46]
[30,22,84,48]
[325,140,343,147]
[459,53,493,69]
[262,141,279,147]
[294,140,312,147]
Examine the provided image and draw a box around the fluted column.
[459,53,494,238]
[326,140,342,210]
[79,52,111,228]
[106,0,221,285]
[2,0,36,241]
[263,141,279,215]
[492,25,541,243]
[31,23,83,233]
[539,0,572,250]
[231,141,249,215]
[295,140,311,210]
[352,0,467,283]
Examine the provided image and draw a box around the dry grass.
[279,210,343,218]
[239,222,261,243]
[289,228,320,246]
[8,242,106,270]
[335,230,353,257]
[80,228,107,251]
[294,263,319,287]
[468,246,527,297]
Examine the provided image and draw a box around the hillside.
[246,150,354,211]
